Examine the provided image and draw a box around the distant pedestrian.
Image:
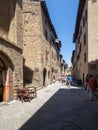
[66,75,72,87]
[61,75,64,83]
[88,74,97,101]
[64,76,67,83]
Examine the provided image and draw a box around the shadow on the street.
[19,86,98,130]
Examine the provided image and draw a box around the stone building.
[60,57,68,75]
[23,0,61,87]
[0,0,23,102]
[0,0,62,102]
[72,0,98,84]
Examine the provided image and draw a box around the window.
[80,44,82,53]
[24,44,26,46]
[83,17,85,27]
[45,30,48,40]
[26,20,28,23]
[78,35,80,44]
[45,19,47,25]
[84,53,86,62]
[50,35,55,44]
[85,9,87,22]
[84,33,86,45]
[80,26,82,36]
[77,53,80,61]
[83,9,87,27]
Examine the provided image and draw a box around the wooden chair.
[17,87,31,103]
[17,88,23,101]
[28,86,37,99]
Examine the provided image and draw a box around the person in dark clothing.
[88,74,97,101]
[85,74,90,90]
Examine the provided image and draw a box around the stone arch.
[0,50,14,71]
[0,58,6,71]
[0,51,14,102]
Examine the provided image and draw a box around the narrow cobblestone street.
[0,82,98,130]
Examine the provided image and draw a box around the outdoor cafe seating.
[17,86,37,103]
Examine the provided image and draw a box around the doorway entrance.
[0,59,6,102]
[43,68,47,86]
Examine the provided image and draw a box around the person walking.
[66,75,72,87]
[88,74,97,101]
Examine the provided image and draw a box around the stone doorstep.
[0,101,8,106]
[0,100,17,106]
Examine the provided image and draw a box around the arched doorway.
[0,51,14,102]
[43,68,47,86]
[0,59,6,102]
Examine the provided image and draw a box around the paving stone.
[0,82,98,130]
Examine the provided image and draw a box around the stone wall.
[0,37,23,100]
[23,1,43,87]
[0,0,23,49]
[73,0,98,83]
[23,0,61,87]
[88,0,98,77]
[0,0,23,101]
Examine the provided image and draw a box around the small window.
[45,19,47,25]
[85,9,87,21]
[24,44,26,46]
[80,44,82,52]
[26,20,28,23]
[83,9,87,27]
[50,35,55,44]
[84,53,86,62]
[83,17,85,27]
[45,30,48,40]
[84,33,86,45]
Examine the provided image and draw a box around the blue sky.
[45,0,79,66]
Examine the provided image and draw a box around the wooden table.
[17,87,31,103]
[28,86,37,98]
[17,86,37,103]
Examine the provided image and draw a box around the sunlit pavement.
[0,82,98,130]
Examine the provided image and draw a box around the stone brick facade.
[72,0,98,84]
[0,0,23,102]
[23,0,61,88]
[0,0,62,102]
